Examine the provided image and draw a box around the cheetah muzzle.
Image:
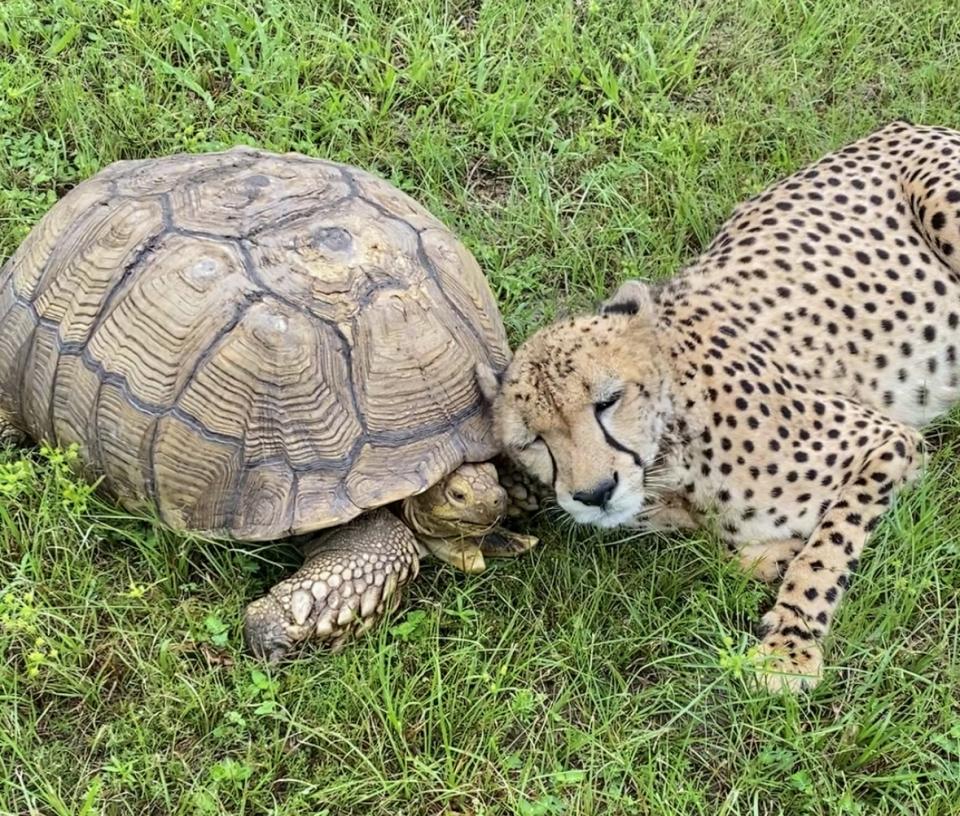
[480,120,958,693]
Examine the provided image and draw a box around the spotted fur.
[482,120,960,692]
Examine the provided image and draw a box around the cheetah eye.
[594,392,623,413]
[517,435,542,452]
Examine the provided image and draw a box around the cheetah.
[477,120,960,692]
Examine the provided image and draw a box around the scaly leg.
[0,407,24,447]
[495,454,554,519]
[477,527,539,558]
[244,508,420,661]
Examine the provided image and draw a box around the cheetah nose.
[572,473,619,509]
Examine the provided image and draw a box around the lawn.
[2,0,960,813]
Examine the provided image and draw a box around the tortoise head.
[413,462,507,527]
[402,462,507,574]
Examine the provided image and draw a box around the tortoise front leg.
[0,408,24,447]
[495,455,554,520]
[477,528,539,558]
[244,508,420,661]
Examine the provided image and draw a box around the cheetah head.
[478,282,674,528]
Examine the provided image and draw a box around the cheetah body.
[484,121,960,691]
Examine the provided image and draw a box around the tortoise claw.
[243,596,296,662]
[479,528,539,558]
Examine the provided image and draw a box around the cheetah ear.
[599,279,655,320]
[475,362,503,404]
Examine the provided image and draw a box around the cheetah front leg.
[754,425,923,693]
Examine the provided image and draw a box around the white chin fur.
[559,491,645,530]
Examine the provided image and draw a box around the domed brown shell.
[0,147,510,540]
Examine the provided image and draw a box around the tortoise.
[0,146,547,660]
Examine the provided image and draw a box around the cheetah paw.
[752,638,823,693]
[750,612,824,693]
[737,553,789,584]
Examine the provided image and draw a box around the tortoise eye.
[450,489,467,502]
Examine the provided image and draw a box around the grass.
[1,0,960,813]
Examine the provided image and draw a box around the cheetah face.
[479,310,672,528]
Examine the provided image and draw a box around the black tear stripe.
[544,440,559,489]
[599,423,644,468]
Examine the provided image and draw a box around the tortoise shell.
[0,147,510,540]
